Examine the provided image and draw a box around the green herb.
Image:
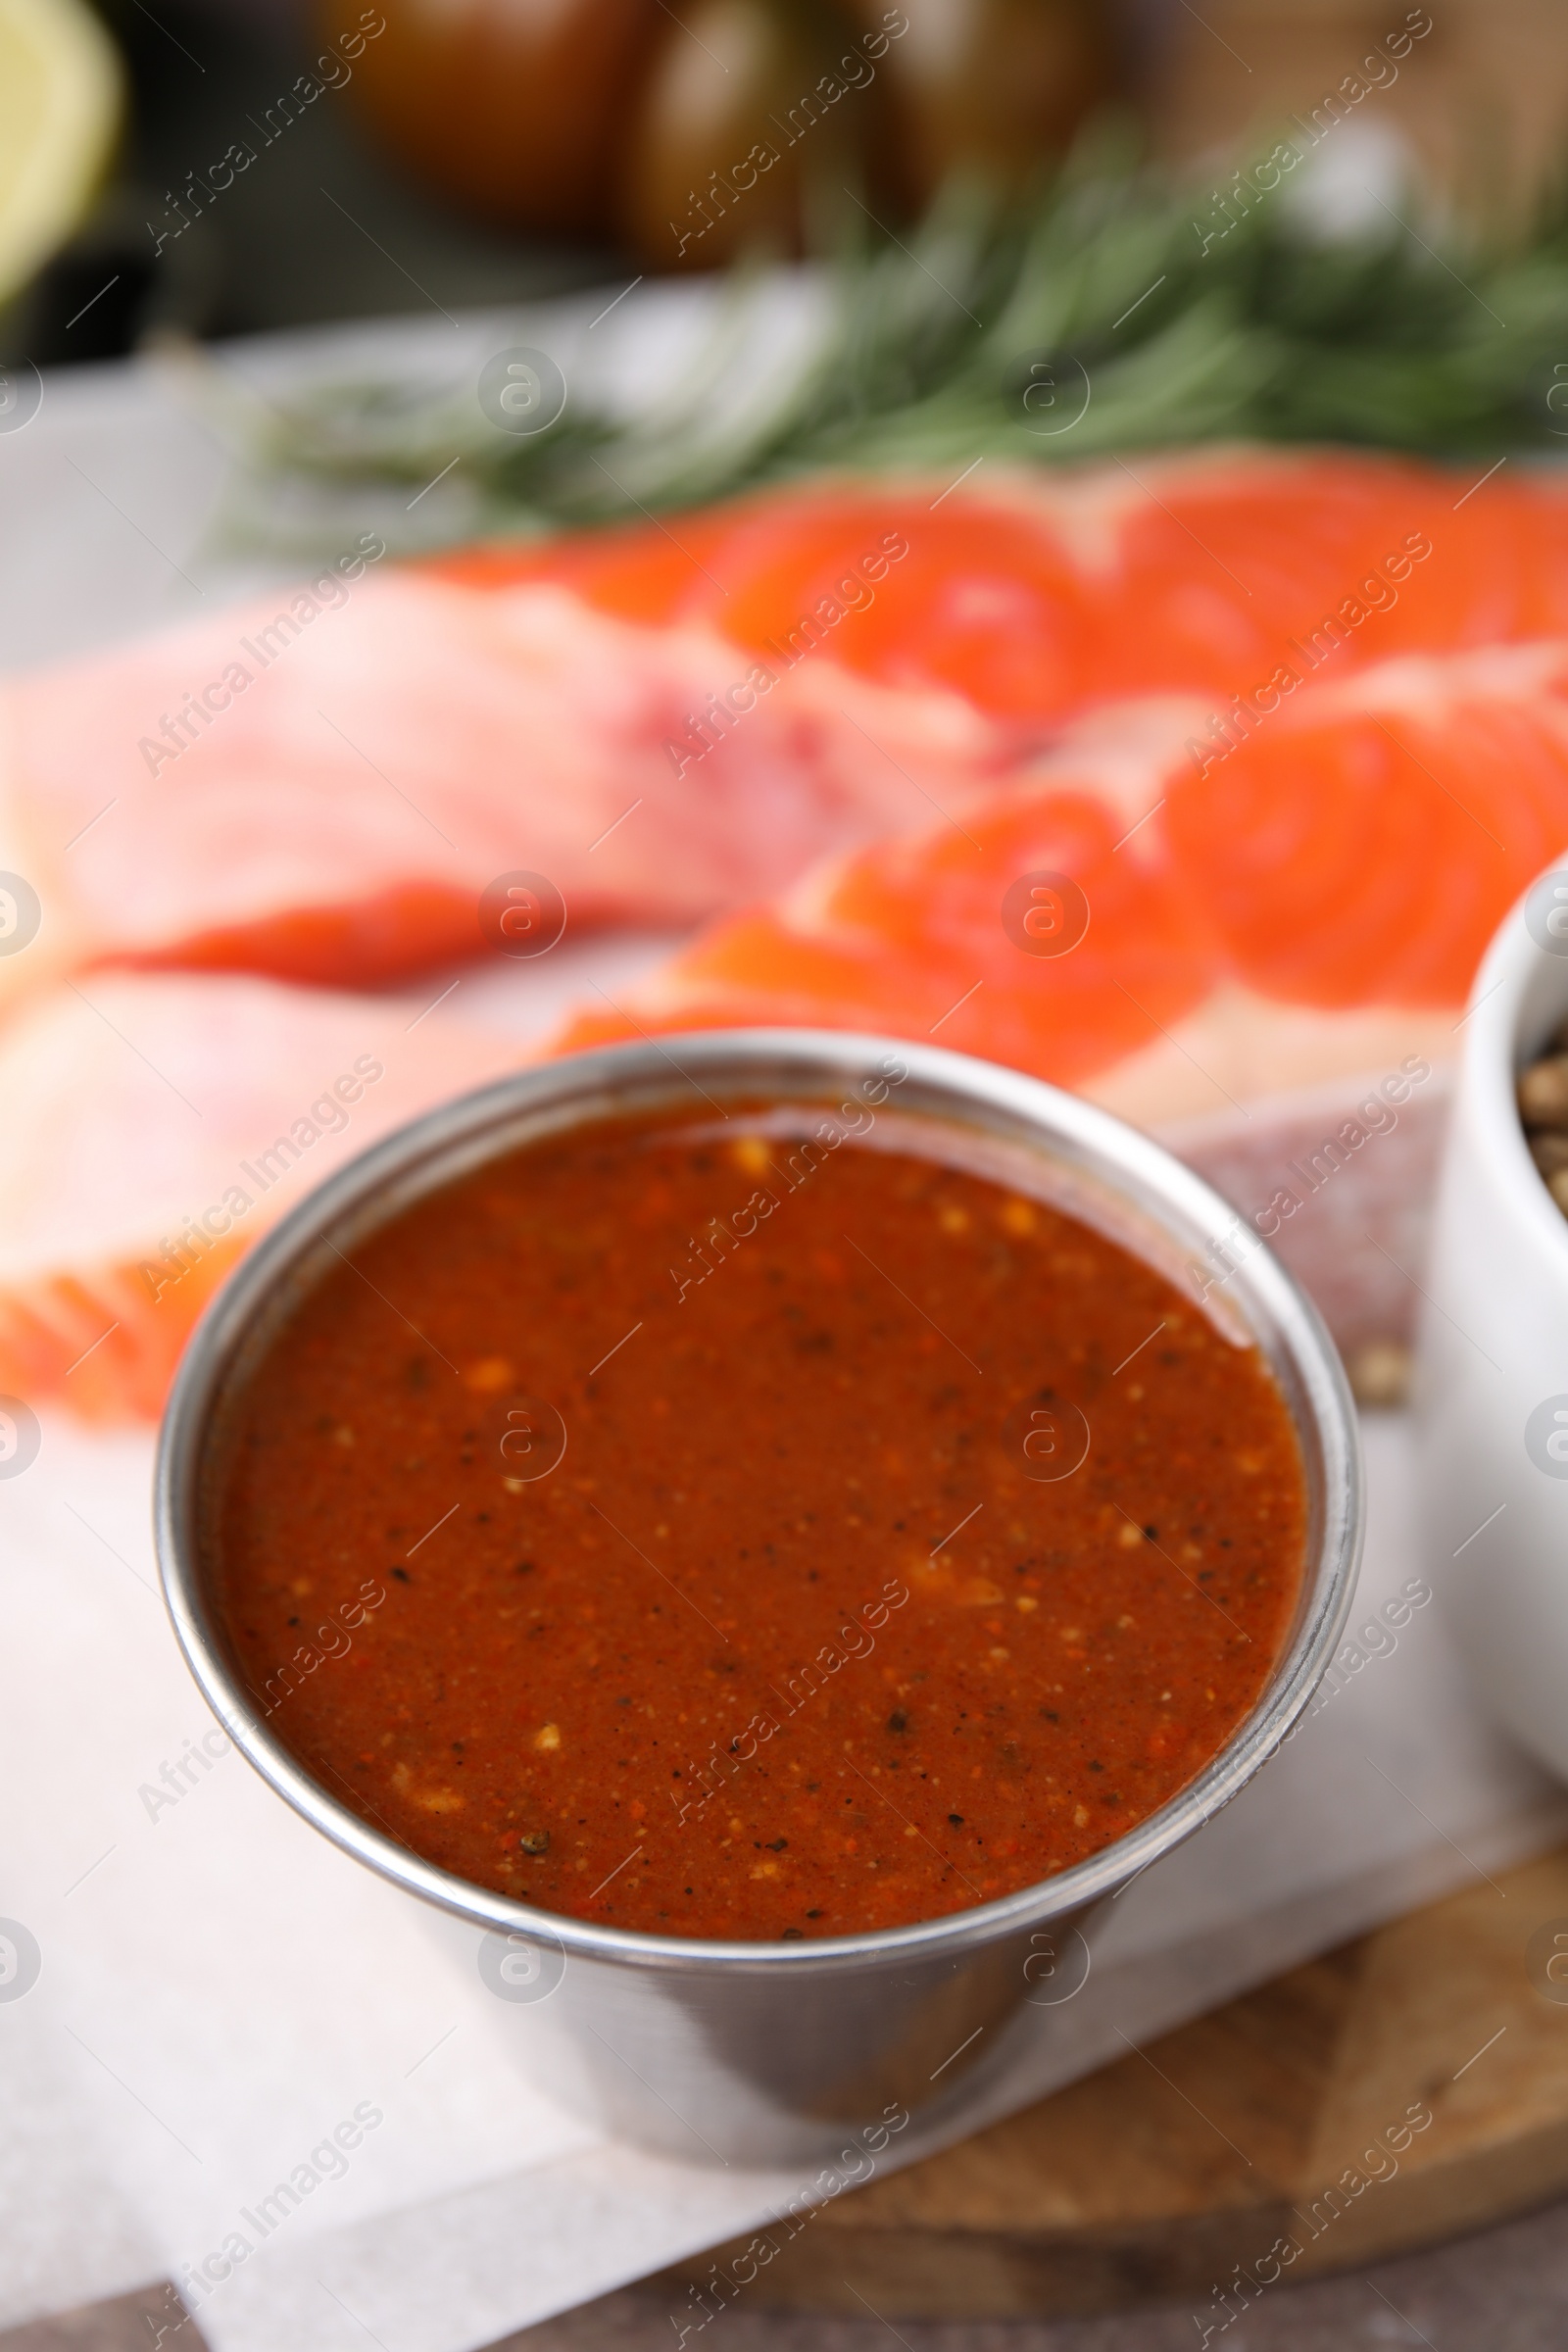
[185,132,1568,559]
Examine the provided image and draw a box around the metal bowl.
[156,1030,1362,2165]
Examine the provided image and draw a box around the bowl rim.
[1459,861,1568,1271]
[155,1027,1364,1979]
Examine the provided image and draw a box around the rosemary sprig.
[186,136,1568,560]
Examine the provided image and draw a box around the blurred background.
[6,0,1568,369]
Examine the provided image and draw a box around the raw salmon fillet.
[1,569,999,996]
[1165,642,1568,1010]
[433,447,1568,722]
[0,972,521,1417]
[553,703,1210,1083]
[1055,447,1568,703]
[6,444,1564,1010]
[554,641,1568,1121]
[12,443,1568,1426]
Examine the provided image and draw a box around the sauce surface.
[213,1093,1308,1939]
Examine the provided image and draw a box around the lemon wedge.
[0,0,122,312]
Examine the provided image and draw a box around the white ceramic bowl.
[1419,863,1568,1779]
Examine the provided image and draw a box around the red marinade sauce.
[212,1099,1308,1940]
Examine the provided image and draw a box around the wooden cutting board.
[658,1847,1568,2319]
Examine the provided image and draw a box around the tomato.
[319,0,664,235]
[614,0,889,269]
[859,0,1110,215]
[322,0,1108,260]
